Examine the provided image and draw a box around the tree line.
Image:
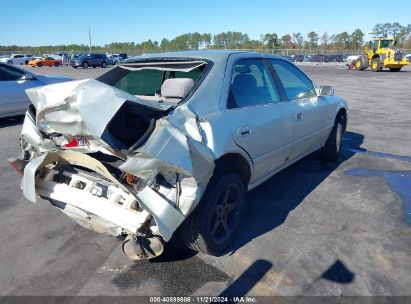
[1,22,410,54]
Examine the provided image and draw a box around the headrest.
[161,78,195,98]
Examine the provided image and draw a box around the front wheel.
[37,62,43,67]
[321,116,344,162]
[371,58,382,72]
[101,61,107,68]
[179,171,245,255]
[82,62,89,68]
[390,68,401,72]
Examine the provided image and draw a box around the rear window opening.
[97,60,209,105]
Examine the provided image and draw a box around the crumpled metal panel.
[25,79,173,137]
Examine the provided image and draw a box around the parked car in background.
[113,53,128,60]
[70,53,108,68]
[291,55,304,62]
[111,54,123,64]
[0,63,72,118]
[0,54,30,65]
[25,54,34,62]
[312,54,325,62]
[28,57,62,67]
[105,56,114,65]
[303,55,313,62]
[11,51,348,261]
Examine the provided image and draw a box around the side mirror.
[319,85,334,96]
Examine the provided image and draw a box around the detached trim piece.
[120,60,207,72]
[136,187,185,241]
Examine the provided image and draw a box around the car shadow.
[0,115,24,128]
[225,131,365,255]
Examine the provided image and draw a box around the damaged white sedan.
[9,51,348,260]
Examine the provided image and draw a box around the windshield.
[380,40,392,48]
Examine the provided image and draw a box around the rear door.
[222,57,294,183]
[269,59,333,160]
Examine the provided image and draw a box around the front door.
[269,59,333,160]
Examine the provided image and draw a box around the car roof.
[123,50,285,63]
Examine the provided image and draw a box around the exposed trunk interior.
[101,101,162,151]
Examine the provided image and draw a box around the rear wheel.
[7,60,12,64]
[55,62,60,67]
[390,68,401,72]
[371,58,382,72]
[82,62,89,68]
[321,115,344,162]
[179,171,245,255]
[101,61,107,68]
[354,58,367,70]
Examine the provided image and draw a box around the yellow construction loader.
[354,38,409,72]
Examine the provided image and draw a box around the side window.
[270,59,315,100]
[228,59,280,109]
[0,65,24,81]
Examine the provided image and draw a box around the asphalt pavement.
[0,63,410,297]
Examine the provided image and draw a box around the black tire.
[82,62,89,68]
[101,61,107,68]
[92,66,96,68]
[25,60,29,65]
[354,57,368,71]
[55,62,60,67]
[321,115,344,162]
[37,62,43,67]
[72,66,77,69]
[390,68,401,72]
[179,171,245,255]
[7,60,12,64]
[371,58,382,72]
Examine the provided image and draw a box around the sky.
[1,0,411,46]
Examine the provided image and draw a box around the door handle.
[237,126,252,137]
[294,112,303,121]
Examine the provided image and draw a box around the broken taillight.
[53,135,88,148]
[64,138,79,147]
[7,158,27,175]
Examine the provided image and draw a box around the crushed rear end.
[10,59,216,260]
